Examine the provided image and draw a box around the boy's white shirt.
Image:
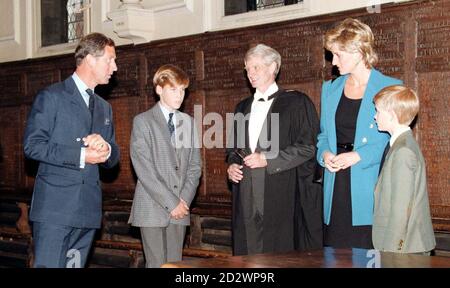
[389,126,411,146]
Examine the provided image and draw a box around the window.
[209,0,308,31]
[41,0,87,47]
[67,0,86,43]
[225,0,300,16]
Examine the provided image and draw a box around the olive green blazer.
[373,130,435,253]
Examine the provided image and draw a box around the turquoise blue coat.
[317,69,402,226]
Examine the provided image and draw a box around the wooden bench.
[0,193,32,268]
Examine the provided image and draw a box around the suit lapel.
[174,111,184,162]
[152,105,172,143]
[355,69,377,140]
[378,131,411,187]
[386,130,411,161]
[64,77,91,132]
[91,93,107,134]
[151,105,178,163]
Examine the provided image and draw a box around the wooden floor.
[162,247,450,268]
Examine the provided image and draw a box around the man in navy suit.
[24,33,120,268]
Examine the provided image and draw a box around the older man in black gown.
[226,44,323,255]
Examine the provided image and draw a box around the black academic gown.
[227,89,323,255]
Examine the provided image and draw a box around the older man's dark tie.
[168,112,175,136]
[379,143,390,174]
[86,89,95,132]
[86,89,95,115]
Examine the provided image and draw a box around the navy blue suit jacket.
[24,77,120,228]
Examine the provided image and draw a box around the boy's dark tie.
[379,143,390,174]
[168,112,175,136]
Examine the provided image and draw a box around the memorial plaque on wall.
[0,73,23,107]
[0,107,23,189]
[101,96,139,199]
[202,35,250,91]
[361,13,405,78]
[415,1,450,229]
[26,69,59,103]
[179,90,207,200]
[416,0,450,72]
[200,88,255,204]
[266,21,325,84]
[418,72,450,230]
[283,81,324,111]
[104,52,142,99]
[201,88,243,204]
[60,66,76,81]
[145,41,199,92]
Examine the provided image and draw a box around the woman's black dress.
[323,93,373,249]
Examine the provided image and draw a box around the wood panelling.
[0,0,449,232]
[0,107,25,189]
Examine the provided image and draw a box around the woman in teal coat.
[317,18,402,248]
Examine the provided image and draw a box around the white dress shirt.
[390,126,411,147]
[159,102,177,130]
[72,72,111,168]
[72,72,90,107]
[248,83,278,152]
[159,102,177,146]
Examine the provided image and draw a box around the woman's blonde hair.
[325,18,378,68]
[374,85,419,126]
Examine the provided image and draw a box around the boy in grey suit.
[373,85,435,254]
[128,64,202,267]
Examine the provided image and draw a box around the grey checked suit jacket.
[128,104,202,227]
[372,130,435,253]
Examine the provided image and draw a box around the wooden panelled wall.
[1,0,449,233]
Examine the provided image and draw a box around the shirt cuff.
[106,143,112,160]
[80,147,86,169]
